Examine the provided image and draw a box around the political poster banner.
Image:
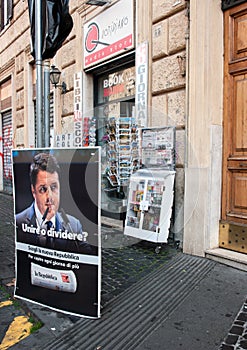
[12,148,101,318]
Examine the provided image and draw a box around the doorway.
[221,2,247,253]
[94,65,136,221]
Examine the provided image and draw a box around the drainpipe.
[35,0,43,147]
[44,59,50,147]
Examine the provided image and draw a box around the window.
[0,0,13,30]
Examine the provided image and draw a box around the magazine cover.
[12,148,101,318]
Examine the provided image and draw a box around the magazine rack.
[124,127,176,251]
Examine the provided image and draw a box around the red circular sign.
[85,22,100,53]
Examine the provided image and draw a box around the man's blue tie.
[46,221,53,229]
[46,221,53,248]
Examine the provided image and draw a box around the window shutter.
[0,0,4,30]
[7,0,13,22]
[0,0,13,30]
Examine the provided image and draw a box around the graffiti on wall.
[1,125,14,181]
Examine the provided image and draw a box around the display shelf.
[124,169,175,243]
[102,115,140,189]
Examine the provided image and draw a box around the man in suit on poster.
[15,152,93,254]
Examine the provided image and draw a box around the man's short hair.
[30,152,60,186]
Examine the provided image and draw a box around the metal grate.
[219,222,247,254]
[2,111,13,193]
[34,92,54,146]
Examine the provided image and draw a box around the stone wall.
[183,0,223,256]
[151,0,188,244]
[0,0,189,244]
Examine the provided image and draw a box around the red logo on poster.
[61,273,70,283]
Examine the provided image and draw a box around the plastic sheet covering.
[28,0,73,59]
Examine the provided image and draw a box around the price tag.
[140,200,149,211]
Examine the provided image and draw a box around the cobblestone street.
[101,234,177,306]
[0,192,179,307]
[1,192,247,350]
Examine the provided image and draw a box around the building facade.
[0,0,246,268]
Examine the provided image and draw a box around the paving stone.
[239,339,247,349]
[220,344,234,350]
[101,240,177,307]
[231,325,244,336]
[2,192,246,350]
[238,313,247,322]
[225,334,239,345]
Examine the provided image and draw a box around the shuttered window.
[0,0,13,30]
[2,111,13,193]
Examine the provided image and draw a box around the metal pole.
[35,0,43,147]
[44,59,51,147]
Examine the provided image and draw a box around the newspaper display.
[141,127,175,170]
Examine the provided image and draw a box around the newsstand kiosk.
[124,127,176,252]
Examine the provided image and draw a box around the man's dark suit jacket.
[15,203,93,254]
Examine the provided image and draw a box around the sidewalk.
[42,255,247,350]
[0,191,247,349]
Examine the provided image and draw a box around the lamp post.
[50,65,68,94]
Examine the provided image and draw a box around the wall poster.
[12,148,101,318]
[141,127,175,169]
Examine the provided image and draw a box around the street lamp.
[50,65,68,94]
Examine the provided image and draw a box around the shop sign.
[135,41,148,127]
[55,133,73,147]
[74,72,83,147]
[103,66,135,100]
[103,73,125,97]
[84,0,134,68]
